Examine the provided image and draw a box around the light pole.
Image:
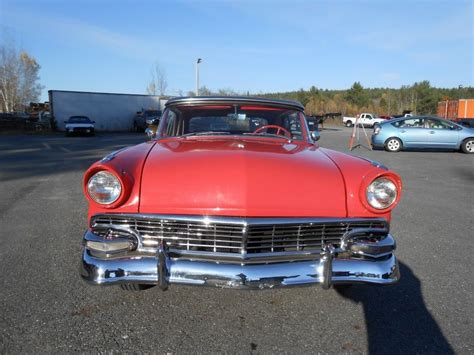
[196,58,202,96]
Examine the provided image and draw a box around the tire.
[385,137,402,152]
[345,121,353,127]
[461,138,474,154]
[120,284,155,291]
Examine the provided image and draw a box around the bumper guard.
[81,230,399,290]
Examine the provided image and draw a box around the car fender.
[458,136,474,149]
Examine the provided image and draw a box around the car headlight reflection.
[87,171,122,204]
[366,177,397,209]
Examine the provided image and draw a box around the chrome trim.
[165,248,323,264]
[347,234,396,258]
[87,225,144,249]
[81,249,400,289]
[91,213,389,227]
[100,147,129,163]
[90,214,388,261]
[158,241,170,290]
[320,244,336,289]
[82,214,398,289]
[145,128,155,139]
[83,229,139,255]
[353,155,389,170]
[165,96,305,111]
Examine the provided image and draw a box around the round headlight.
[366,177,397,210]
[87,171,122,204]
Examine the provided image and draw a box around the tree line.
[257,82,474,116]
[179,80,474,117]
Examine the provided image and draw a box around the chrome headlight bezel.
[87,171,122,205]
[366,177,397,210]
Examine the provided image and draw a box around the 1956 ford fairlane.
[81,96,402,290]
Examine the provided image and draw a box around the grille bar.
[91,214,387,256]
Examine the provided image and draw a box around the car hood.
[139,137,347,217]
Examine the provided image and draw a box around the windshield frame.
[156,104,311,142]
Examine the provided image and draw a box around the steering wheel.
[253,125,291,138]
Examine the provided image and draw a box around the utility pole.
[196,58,202,96]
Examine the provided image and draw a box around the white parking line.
[4,148,42,154]
[42,142,52,150]
[59,146,72,153]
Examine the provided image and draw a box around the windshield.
[68,116,91,123]
[158,104,307,141]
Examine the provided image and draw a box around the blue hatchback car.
[371,116,474,153]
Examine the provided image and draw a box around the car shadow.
[336,261,454,354]
[371,147,461,154]
[401,148,460,153]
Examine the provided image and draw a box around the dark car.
[64,116,95,136]
[133,110,162,132]
[458,119,474,129]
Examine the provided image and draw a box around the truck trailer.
[49,90,168,132]
[437,99,474,127]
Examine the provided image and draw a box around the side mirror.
[145,128,155,139]
[311,130,320,141]
[91,121,95,124]
[152,118,160,125]
[63,121,67,123]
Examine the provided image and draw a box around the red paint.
[84,112,402,223]
[139,137,347,217]
[319,148,402,221]
[84,141,156,221]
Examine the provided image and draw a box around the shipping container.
[437,99,474,120]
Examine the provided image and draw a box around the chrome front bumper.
[81,232,400,290]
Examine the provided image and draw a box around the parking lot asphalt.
[0,128,472,354]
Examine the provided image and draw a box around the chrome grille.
[91,214,387,256]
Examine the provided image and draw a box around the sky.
[1,0,473,101]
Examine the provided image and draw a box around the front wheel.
[385,137,402,152]
[461,138,474,154]
[345,121,353,127]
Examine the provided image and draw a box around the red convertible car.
[81,97,402,290]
